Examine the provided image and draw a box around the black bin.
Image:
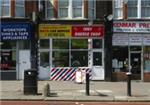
[24,69,38,95]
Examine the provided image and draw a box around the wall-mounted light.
[104,14,113,22]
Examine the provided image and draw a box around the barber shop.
[38,24,105,81]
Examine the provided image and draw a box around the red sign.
[72,25,104,38]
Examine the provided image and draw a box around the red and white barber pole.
[75,68,86,83]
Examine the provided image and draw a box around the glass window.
[144,46,150,72]
[93,52,102,66]
[0,0,10,16]
[130,46,141,51]
[53,39,69,49]
[112,46,128,72]
[71,51,88,67]
[40,39,49,49]
[127,0,137,18]
[71,39,88,49]
[0,50,16,70]
[15,0,25,17]
[88,0,95,19]
[58,0,69,18]
[46,0,54,18]
[0,1,2,16]
[113,0,123,19]
[18,41,30,49]
[141,0,150,18]
[52,51,69,67]
[73,0,82,18]
[92,39,102,49]
[40,52,49,67]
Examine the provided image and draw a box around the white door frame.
[91,49,104,80]
[18,50,31,80]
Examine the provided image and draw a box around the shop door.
[18,50,31,80]
[130,52,141,80]
[92,51,104,80]
[38,52,50,80]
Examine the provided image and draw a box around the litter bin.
[24,69,38,95]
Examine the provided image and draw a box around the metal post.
[86,73,90,95]
[126,72,132,96]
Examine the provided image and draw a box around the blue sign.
[0,22,32,40]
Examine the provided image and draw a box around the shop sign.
[1,22,31,40]
[113,34,128,46]
[113,21,150,33]
[72,26,104,38]
[143,35,150,45]
[39,24,71,38]
[129,34,142,45]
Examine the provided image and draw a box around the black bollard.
[126,72,132,96]
[86,73,90,95]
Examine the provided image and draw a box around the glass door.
[92,51,104,80]
[130,52,141,80]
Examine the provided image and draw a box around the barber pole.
[50,67,91,81]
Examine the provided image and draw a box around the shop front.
[38,24,105,81]
[0,22,32,80]
[113,21,150,81]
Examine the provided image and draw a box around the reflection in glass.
[53,39,69,49]
[93,39,102,49]
[71,39,88,49]
[52,51,69,67]
[40,39,49,49]
[40,52,49,67]
[71,51,88,67]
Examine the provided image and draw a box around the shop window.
[71,51,88,67]
[40,39,49,49]
[0,50,16,70]
[71,39,88,49]
[53,39,69,49]
[1,41,16,49]
[92,39,102,49]
[112,46,128,72]
[19,41,30,49]
[40,52,49,67]
[144,46,150,72]
[130,46,141,51]
[52,51,69,67]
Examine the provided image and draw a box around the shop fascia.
[113,21,150,33]
[39,24,104,39]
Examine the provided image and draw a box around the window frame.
[113,0,123,19]
[0,0,11,17]
[15,0,25,18]
[45,0,54,19]
[141,0,150,19]
[88,0,96,20]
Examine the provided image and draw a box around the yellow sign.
[39,24,72,38]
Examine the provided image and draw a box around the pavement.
[0,80,150,102]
